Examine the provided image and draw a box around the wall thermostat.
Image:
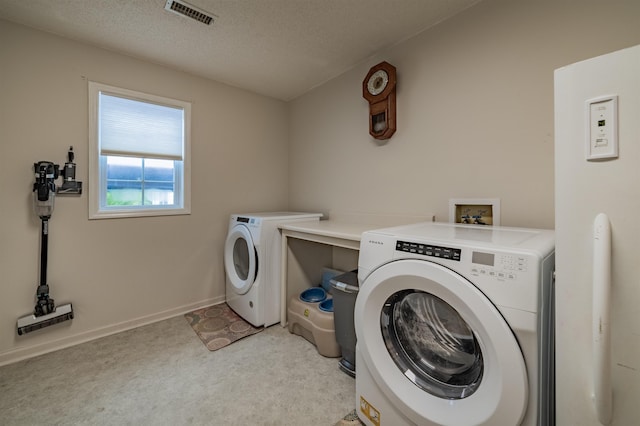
[586,95,618,161]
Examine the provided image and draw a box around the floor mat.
[335,409,364,426]
[184,303,263,351]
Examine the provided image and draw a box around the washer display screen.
[472,251,494,266]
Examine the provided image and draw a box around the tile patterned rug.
[184,303,263,351]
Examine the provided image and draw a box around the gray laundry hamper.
[330,270,359,377]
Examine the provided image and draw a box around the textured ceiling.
[0,0,480,100]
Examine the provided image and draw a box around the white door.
[355,259,528,426]
[555,44,640,425]
[224,224,257,295]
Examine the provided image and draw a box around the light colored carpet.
[0,312,356,425]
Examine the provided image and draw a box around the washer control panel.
[396,239,530,283]
[396,240,461,261]
[235,216,261,229]
[470,252,528,281]
[236,216,261,225]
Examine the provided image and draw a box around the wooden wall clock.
[362,61,396,140]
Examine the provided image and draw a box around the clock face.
[367,70,389,96]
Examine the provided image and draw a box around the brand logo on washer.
[368,239,384,246]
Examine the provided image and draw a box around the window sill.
[89,207,190,220]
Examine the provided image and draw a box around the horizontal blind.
[99,92,184,160]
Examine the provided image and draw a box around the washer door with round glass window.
[224,224,257,295]
[355,259,528,426]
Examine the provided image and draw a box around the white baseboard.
[0,296,225,367]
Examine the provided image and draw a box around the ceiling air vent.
[164,0,216,25]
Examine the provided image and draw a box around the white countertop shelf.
[279,220,375,250]
[278,217,431,325]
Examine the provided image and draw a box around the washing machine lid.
[365,222,555,257]
[233,212,323,221]
[355,258,528,426]
[224,224,257,295]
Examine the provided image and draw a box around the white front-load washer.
[224,212,322,327]
[354,222,555,426]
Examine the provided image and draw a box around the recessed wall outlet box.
[449,198,500,226]
[586,95,618,161]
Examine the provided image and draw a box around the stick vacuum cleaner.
[17,150,80,335]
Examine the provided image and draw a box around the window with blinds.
[88,82,191,219]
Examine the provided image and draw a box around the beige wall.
[289,0,640,229]
[0,20,289,364]
[2,0,640,366]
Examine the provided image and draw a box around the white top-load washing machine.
[354,222,555,426]
[225,212,322,327]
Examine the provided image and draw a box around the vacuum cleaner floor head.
[17,303,73,335]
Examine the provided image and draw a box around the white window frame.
[88,82,191,219]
